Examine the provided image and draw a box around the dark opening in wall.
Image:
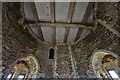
[49,48,54,59]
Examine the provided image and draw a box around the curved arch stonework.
[2,2,120,79]
[9,55,40,79]
[90,50,119,78]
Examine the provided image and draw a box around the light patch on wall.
[56,27,65,44]
[7,74,12,79]
[72,2,88,23]
[55,2,70,22]
[35,2,51,21]
[24,2,35,21]
[108,70,119,79]
[17,75,25,80]
[68,27,78,43]
[41,26,53,43]
[29,26,40,38]
[87,10,93,24]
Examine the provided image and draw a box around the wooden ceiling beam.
[50,0,56,45]
[64,1,75,43]
[24,22,94,30]
[29,2,44,41]
[74,2,94,42]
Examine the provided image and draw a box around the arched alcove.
[5,55,40,79]
[91,50,120,79]
[49,48,54,59]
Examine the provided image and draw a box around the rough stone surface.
[2,2,37,72]
[71,2,120,78]
[35,43,54,78]
[2,2,120,78]
[55,44,73,78]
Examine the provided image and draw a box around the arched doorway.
[5,55,40,79]
[91,50,120,79]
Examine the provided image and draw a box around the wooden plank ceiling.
[23,1,94,45]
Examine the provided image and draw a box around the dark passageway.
[49,48,54,59]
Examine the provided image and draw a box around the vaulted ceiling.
[23,2,95,45]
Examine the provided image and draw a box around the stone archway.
[7,55,40,79]
[90,50,119,78]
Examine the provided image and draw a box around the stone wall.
[70,2,120,78]
[2,2,120,78]
[2,2,37,71]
